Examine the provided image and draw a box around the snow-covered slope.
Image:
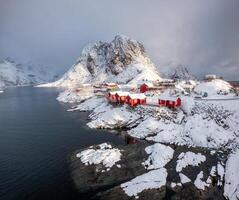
[46,35,161,87]
[0,59,58,89]
[194,79,234,97]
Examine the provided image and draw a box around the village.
[69,74,239,112]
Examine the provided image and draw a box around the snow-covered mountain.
[46,35,161,87]
[169,65,196,81]
[0,58,59,89]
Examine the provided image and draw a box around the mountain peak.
[49,35,161,87]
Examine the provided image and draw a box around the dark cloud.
[0,0,239,79]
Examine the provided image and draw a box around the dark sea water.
[0,87,125,200]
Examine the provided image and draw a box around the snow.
[114,91,130,96]
[194,171,209,190]
[224,148,239,200]
[210,166,217,176]
[128,93,146,99]
[76,143,122,171]
[217,162,225,185]
[179,173,191,184]
[176,152,206,172]
[143,143,174,170]
[121,168,167,198]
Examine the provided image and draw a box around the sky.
[0,0,239,80]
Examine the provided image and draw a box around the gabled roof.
[141,82,154,87]
[116,91,130,96]
[128,93,146,99]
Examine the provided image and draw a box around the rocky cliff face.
[0,58,58,89]
[170,65,196,80]
[49,35,161,87]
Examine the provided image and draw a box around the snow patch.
[76,143,122,171]
[176,152,206,172]
[194,171,209,190]
[121,168,167,198]
[143,143,174,170]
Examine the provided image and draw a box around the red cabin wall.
[140,84,149,93]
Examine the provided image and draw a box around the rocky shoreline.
[70,135,228,200]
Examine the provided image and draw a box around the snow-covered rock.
[224,148,239,200]
[179,173,191,184]
[143,143,174,170]
[0,59,58,89]
[46,35,161,87]
[76,143,122,172]
[176,152,206,172]
[194,171,209,190]
[87,104,140,129]
[57,89,94,103]
[121,168,167,198]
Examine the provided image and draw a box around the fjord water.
[0,87,125,200]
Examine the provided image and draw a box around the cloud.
[0,0,238,79]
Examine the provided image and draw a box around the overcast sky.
[0,0,239,80]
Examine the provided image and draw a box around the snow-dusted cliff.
[170,65,196,81]
[46,35,161,87]
[0,58,58,89]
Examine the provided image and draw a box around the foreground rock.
[71,142,148,194]
[71,142,228,200]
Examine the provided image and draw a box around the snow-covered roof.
[158,96,180,101]
[116,91,130,96]
[105,82,118,86]
[128,93,146,99]
[108,91,118,95]
[158,90,180,101]
[141,82,154,87]
[159,79,174,83]
[204,74,218,79]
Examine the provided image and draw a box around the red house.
[139,83,154,93]
[127,94,147,107]
[103,82,118,88]
[158,97,181,109]
[107,91,130,103]
[116,91,130,103]
[107,91,118,102]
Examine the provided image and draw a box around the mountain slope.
[47,35,161,87]
[0,59,58,89]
